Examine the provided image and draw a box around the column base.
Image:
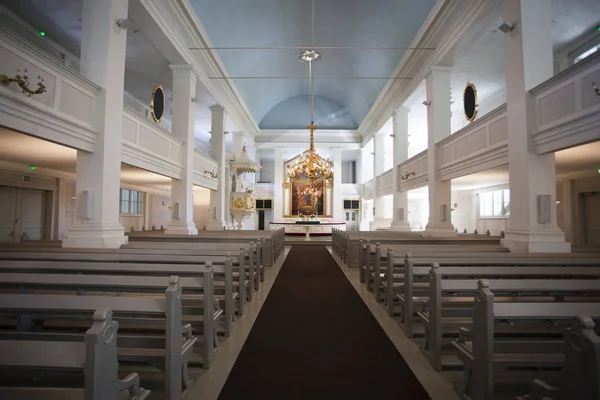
[62,222,128,249]
[501,228,571,253]
[423,223,456,237]
[205,220,226,231]
[389,220,412,232]
[165,222,198,236]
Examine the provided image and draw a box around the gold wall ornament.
[150,84,166,122]
[232,196,244,209]
[0,68,46,97]
[463,81,478,122]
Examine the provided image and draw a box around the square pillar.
[63,0,129,248]
[372,132,387,230]
[166,65,198,235]
[424,66,456,237]
[332,148,343,220]
[501,0,570,252]
[273,148,284,221]
[206,105,227,230]
[390,107,412,231]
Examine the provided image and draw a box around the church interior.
[0,0,599,399]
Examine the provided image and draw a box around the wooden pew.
[120,240,265,285]
[0,259,227,345]
[0,307,150,400]
[125,228,286,268]
[344,233,502,268]
[420,264,600,370]
[0,278,195,400]
[518,316,600,400]
[0,250,247,330]
[385,251,600,333]
[364,241,508,291]
[452,280,600,400]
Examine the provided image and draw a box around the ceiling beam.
[359,0,489,146]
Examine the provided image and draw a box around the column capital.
[209,104,225,112]
[425,66,453,79]
[169,64,202,80]
[393,106,410,117]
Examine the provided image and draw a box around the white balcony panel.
[121,107,183,180]
[0,27,98,151]
[438,105,509,181]
[531,53,600,154]
[377,169,394,197]
[193,150,219,190]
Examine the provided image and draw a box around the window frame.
[120,188,144,215]
[478,189,510,218]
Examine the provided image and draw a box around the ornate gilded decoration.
[150,84,165,122]
[286,125,334,183]
[232,196,244,209]
[0,68,46,97]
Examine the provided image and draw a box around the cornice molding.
[0,91,97,152]
[140,0,259,138]
[359,0,488,145]
[121,140,183,180]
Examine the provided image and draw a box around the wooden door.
[20,189,46,241]
[0,187,18,243]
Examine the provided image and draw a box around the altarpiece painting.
[291,175,324,216]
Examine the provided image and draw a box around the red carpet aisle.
[218,246,431,400]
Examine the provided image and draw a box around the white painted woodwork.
[501,0,569,253]
[166,65,198,236]
[424,67,455,236]
[531,53,600,154]
[206,104,227,230]
[63,0,130,248]
[0,26,99,152]
[438,105,508,181]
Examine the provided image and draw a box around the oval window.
[151,85,165,122]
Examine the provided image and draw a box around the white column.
[501,0,569,252]
[206,105,227,230]
[390,107,412,231]
[166,65,198,235]
[372,132,386,229]
[424,66,456,237]
[63,0,129,248]
[232,131,244,158]
[227,131,244,228]
[245,139,258,229]
[332,148,343,221]
[273,148,284,221]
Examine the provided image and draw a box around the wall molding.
[140,0,259,138]
[360,0,488,144]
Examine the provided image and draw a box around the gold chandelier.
[286,48,334,184]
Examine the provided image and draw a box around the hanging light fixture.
[286,18,334,185]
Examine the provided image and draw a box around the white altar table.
[270,221,346,239]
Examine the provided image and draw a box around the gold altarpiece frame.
[283,150,333,218]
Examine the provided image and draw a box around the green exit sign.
[23,176,31,182]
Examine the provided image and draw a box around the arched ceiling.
[190,0,437,130]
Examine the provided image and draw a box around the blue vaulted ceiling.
[190,0,436,130]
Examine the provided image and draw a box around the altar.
[270,220,346,239]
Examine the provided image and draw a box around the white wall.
[193,187,212,230]
[258,158,275,183]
